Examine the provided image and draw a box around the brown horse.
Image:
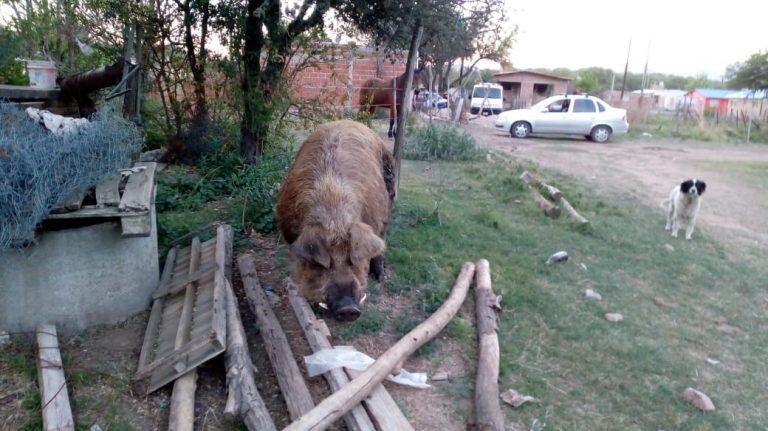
[359,69,422,138]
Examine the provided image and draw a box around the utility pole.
[639,39,650,107]
[619,39,632,101]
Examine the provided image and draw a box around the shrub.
[403,123,484,161]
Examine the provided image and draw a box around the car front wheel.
[590,125,612,143]
[510,121,531,138]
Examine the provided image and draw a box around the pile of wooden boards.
[132,223,415,430]
[520,170,589,224]
[46,162,158,237]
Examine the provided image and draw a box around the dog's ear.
[680,180,693,193]
[697,181,706,195]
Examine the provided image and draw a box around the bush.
[156,145,293,234]
[403,123,484,161]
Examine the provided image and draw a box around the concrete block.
[0,207,159,333]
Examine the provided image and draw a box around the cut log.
[473,260,504,431]
[286,279,407,431]
[520,170,562,200]
[283,262,476,431]
[36,324,74,431]
[168,237,201,431]
[238,254,315,420]
[223,278,277,431]
[560,197,589,224]
[530,188,561,218]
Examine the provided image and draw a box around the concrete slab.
[0,208,159,333]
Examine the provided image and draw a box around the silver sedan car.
[494,94,629,142]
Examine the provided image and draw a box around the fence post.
[747,113,752,144]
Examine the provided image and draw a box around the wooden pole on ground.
[560,197,589,224]
[168,237,201,431]
[283,262,476,431]
[223,278,277,431]
[238,254,315,420]
[286,279,412,431]
[473,260,504,431]
[36,324,75,431]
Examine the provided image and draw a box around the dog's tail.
[659,198,671,209]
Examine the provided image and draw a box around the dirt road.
[464,116,768,256]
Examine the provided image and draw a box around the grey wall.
[0,208,159,333]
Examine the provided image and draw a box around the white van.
[470,83,504,115]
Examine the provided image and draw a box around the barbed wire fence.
[0,101,142,250]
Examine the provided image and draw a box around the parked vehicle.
[413,91,449,110]
[493,94,629,142]
[470,83,503,115]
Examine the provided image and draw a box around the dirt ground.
[463,115,768,258]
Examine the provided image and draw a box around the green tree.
[0,26,27,85]
[727,51,768,93]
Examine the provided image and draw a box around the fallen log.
[473,260,504,431]
[520,170,561,200]
[530,188,561,218]
[560,197,589,224]
[286,279,410,431]
[36,324,75,431]
[223,278,277,431]
[168,237,202,431]
[238,254,315,420]
[283,262,476,431]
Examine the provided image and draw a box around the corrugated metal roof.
[724,89,768,99]
[692,88,732,99]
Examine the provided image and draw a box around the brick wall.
[289,49,406,110]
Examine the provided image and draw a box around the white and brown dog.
[664,179,706,240]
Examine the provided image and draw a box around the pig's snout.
[331,295,361,322]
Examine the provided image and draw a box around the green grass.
[628,114,768,143]
[386,155,768,430]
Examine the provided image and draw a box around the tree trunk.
[392,22,424,199]
[183,0,210,130]
[283,262,476,431]
[240,0,266,164]
[473,260,504,431]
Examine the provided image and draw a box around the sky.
[502,0,768,79]
[2,0,766,80]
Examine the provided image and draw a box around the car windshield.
[473,87,502,98]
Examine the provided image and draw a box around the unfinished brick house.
[289,45,406,111]
[492,69,571,109]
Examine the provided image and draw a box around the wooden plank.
[95,174,122,207]
[0,84,60,100]
[36,324,74,431]
[50,190,85,214]
[238,254,315,421]
[223,279,277,431]
[139,246,178,370]
[286,281,375,431]
[283,262,475,431]
[119,162,157,212]
[121,214,151,237]
[153,267,216,299]
[215,224,234,281]
[45,206,148,220]
[168,237,201,431]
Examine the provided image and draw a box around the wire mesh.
[0,102,141,250]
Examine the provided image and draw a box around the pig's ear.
[290,227,331,268]
[349,222,386,266]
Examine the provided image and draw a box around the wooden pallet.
[45,162,156,237]
[134,225,229,393]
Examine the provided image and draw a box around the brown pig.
[276,120,395,322]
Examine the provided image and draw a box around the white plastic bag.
[304,346,430,389]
